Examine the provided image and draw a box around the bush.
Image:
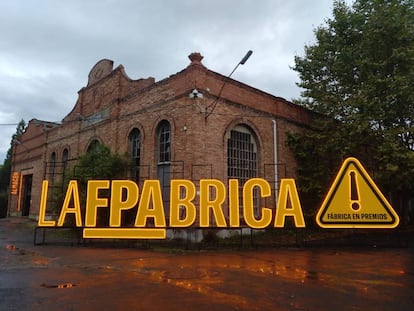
[52,144,128,226]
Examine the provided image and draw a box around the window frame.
[157,120,171,164]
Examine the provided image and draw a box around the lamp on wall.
[205,50,253,120]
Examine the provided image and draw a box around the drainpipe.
[272,119,278,202]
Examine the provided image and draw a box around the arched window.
[62,148,69,164]
[157,120,171,215]
[50,152,56,182]
[227,125,258,183]
[129,128,141,181]
[62,148,69,172]
[50,152,56,165]
[227,125,259,215]
[157,120,171,163]
[87,139,101,153]
[129,128,141,163]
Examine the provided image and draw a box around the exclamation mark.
[349,171,360,211]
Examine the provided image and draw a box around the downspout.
[272,119,278,202]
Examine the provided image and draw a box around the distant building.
[8,53,314,222]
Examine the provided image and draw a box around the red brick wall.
[9,55,313,219]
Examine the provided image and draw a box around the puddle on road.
[41,282,77,289]
[305,270,319,280]
[117,249,414,310]
[5,244,18,251]
[124,254,324,309]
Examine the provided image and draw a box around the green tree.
[289,0,414,221]
[0,119,26,217]
[73,144,126,181]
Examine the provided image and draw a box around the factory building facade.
[9,53,314,224]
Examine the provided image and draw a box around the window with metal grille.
[227,126,258,183]
[227,125,259,216]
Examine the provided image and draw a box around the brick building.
[8,52,314,223]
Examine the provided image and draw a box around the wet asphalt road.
[1,218,414,311]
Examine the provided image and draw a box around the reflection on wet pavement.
[1,219,414,310]
[2,243,49,270]
[91,249,414,310]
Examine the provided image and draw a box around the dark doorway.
[157,164,171,215]
[21,174,33,216]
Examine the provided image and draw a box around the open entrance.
[21,174,33,216]
[157,164,171,214]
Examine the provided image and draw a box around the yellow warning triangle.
[316,157,399,228]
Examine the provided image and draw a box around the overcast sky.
[0,0,342,162]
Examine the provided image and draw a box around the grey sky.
[0,0,338,162]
